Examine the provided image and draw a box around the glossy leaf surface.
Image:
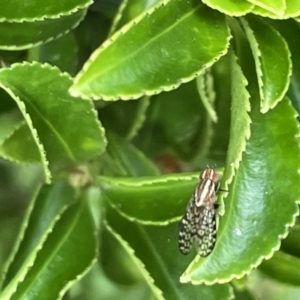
[1,182,97,300]
[70,0,230,100]
[106,207,234,300]
[0,10,85,50]
[0,62,106,179]
[181,96,300,284]
[242,15,291,113]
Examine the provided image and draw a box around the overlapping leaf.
[252,0,300,19]
[202,0,253,16]
[133,80,211,160]
[99,173,200,224]
[38,32,79,76]
[181,96,300,284]
[259,251,300,286]
[0,0,91,21]
[0,181,97,300]
[106,206,234,300]
[241,15,291,113]
[0,110,22,145]
[1,181,76,289]
[0,123,40,163]
[109,0,157,35]
[103,222,164,299]
[0,10,86,50]
[248,0,285,15]
[100,131,159,177]
[98,98,150,141]
[0,62,106,181]
[271,19,300,115]
[206,54,232,164]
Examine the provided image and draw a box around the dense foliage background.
[0,0,300,299]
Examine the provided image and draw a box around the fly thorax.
[195,179,215,206]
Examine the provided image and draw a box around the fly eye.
[212,172,219,182]
[209,168,218,181]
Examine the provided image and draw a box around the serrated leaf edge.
[0,61,107,172]
[108,200,179,226]
[0,204,72,300]
[0,83,51,182]
[217,51,251,216]
[99,172,199,187]
[0,110,23,145]
[126,96,151,140]
[70,0,232,101]
[107,0,129,37]
[0,1,92,23]
[0,185,42,289]
[241,17,292,113]
[58,226,98,300]
[101,172,218,225]
[181,102,300,285]
[104,221,166,300]
[0,9,86,51]
[247,0,286,16]
[196,71,218,123]
[0,122,42,164]
[251,5,300,19]
[202,0,254,17]
[182,209,300,285]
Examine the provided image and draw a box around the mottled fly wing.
[178,194,196,255]
[178,198,217,256]
[194,205,217,257]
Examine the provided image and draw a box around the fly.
[178,167,219,257]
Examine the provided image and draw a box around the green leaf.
[284,0,300,17]
[218,50,251,216]
[0,123,40,163]
[38,32,79,76]
[252,1,300,19]
[133,80,211,161]
[233,287,255,300]
[98,97,150,140]
[202,0,254,16]
[70,0,230,100]
[0,0,92,21]
[0,109,22,145]
[1,181,77,290]
[109,0,155,35]
[280,223,300,258]
[100,131,159,177]
[247,0,285,15]
[0,10,86,50]
[241,15,291,113]
[99,172,200,224]
[103,222,164,299]
[0,62,106,178]
[2,199,96,300]
[227,17,258,99]
[106,207,234,300]
[206,53,231,163]
[250,270,300,300]
[68,263,152,300]
[196,71,218,123]
[181,96,300,284]
[101,223,145,285]
[259,251,300,286]
[270,19,300,115]
[0,50,27,66]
